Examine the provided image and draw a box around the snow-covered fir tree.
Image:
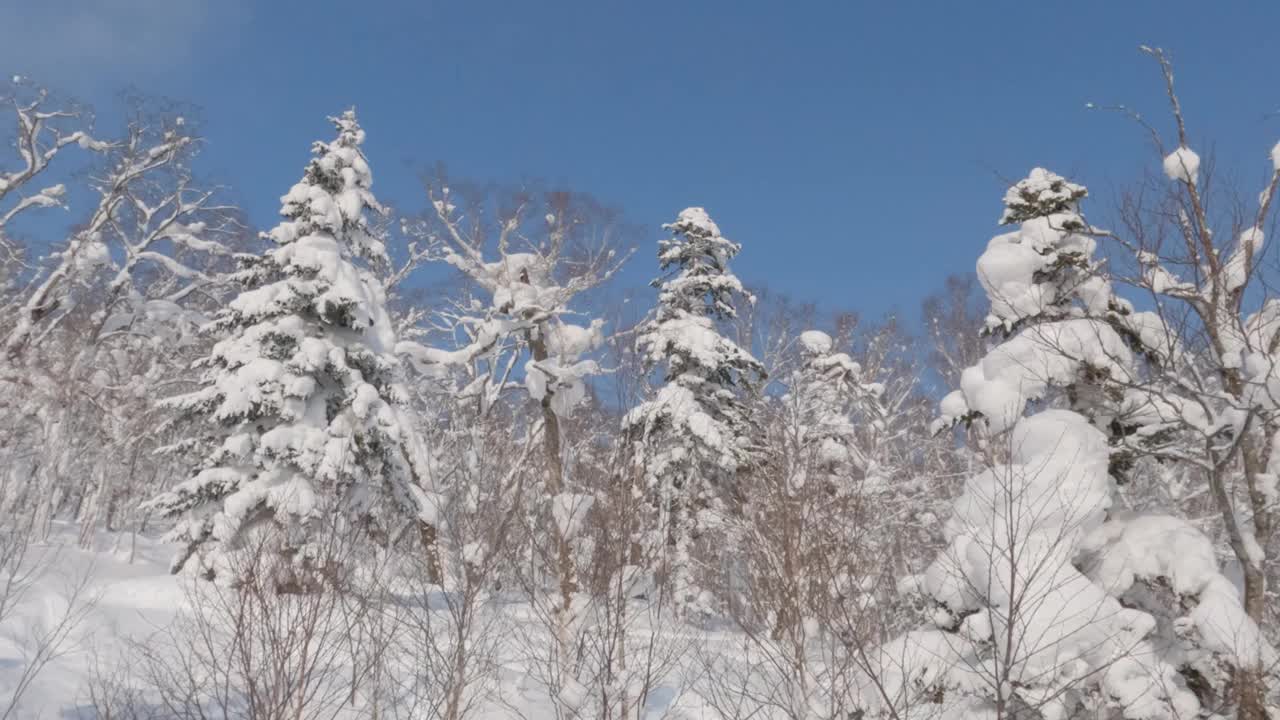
[857,169,1276,720]
[623,206,764,613]
[784,329,889,493]
[147,110,439,585]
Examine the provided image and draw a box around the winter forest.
[2,25,1280,720]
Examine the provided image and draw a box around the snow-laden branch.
[3,115,200,361]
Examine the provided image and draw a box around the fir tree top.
[222,109,395,350]
[654,207,748,322]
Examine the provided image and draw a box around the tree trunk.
[1215,422,1272,720]
[1237,432,1272,720]
[418,519,444,585]
[527,333,578,614]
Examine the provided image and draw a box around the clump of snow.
[854,629,975,716]
[798,329,833,355]
[942,319,1133,432]
[1083,512,1277,668]
[1082,513,1218,596]
[626,383,733,471]
[1271,140,1280,172]
[546,318,604,359]
[1162,146,1200,185]
[1221,227,1264,294]
[1236,301,1280,416]
[525,355,599,417]
[521,318,607,417]
[461,541,486,566]
[75,133,112,152]
[552,492,596,539]
[72,234,113,271]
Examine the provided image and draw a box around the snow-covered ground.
[1,525,188,718]
[0,524,744,719]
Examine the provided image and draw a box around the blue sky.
[4,1,1280,322]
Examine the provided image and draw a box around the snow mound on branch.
[1162,146,1200,184]
[798,329,833,355]
[1083,513,1218,596]
[1271,141,1280,172]
[640,312,750,374]
[925,411,1113,612]
[1220,227,1264,295]
[546,318,604,359]
[1238,302,1280,416]
[625,383,733,472]
[72,234,112,271]
[939,319,1132,432]
[855,629,981,717]
[552,492,596,538]
[977,216,1098,326]
[525,356,599,417]
[523,318,605,416]
[1082,512,1277,668]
